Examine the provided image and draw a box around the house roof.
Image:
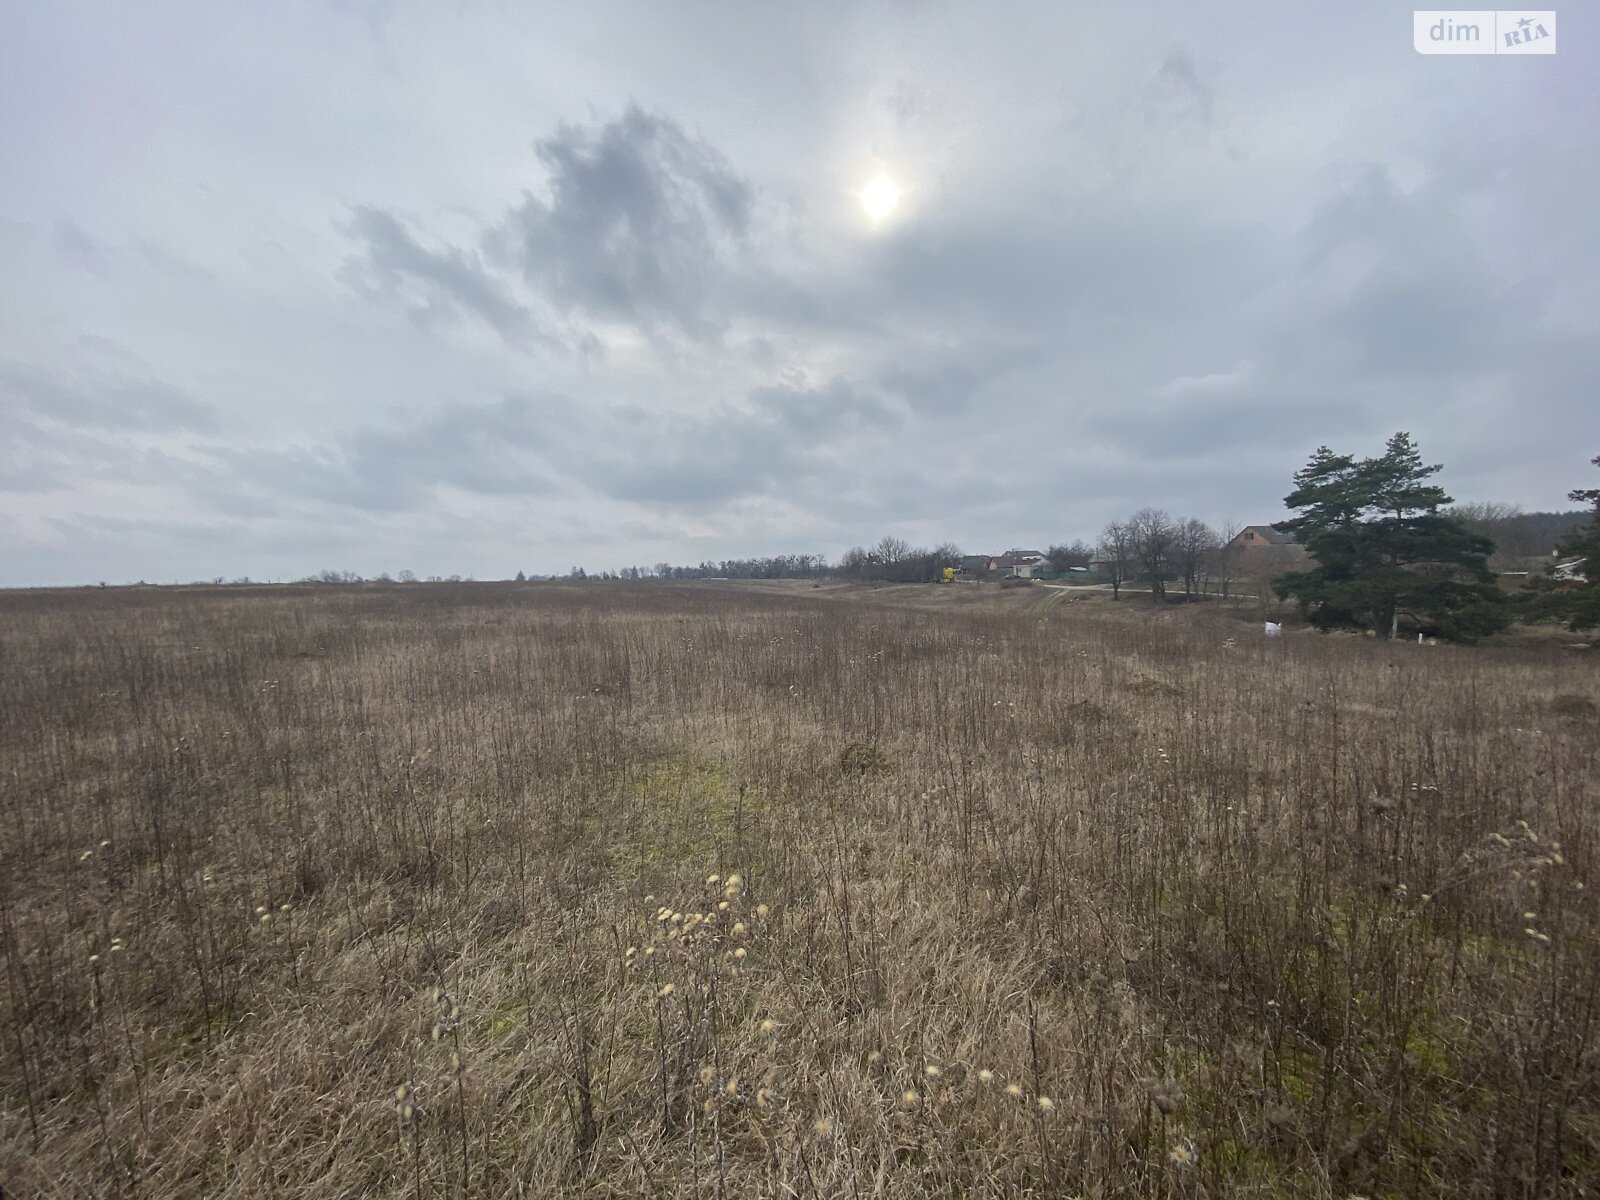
[958,555,995,571]
[994,550,1047,567]
[1238,525,1297,545]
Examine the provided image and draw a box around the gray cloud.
[340,206,535,343]
[1274,163,1518,376]
[0,406,68,492]
[878,349,1035,418]
[554,378,900,507]
[53,219,114,275]
[1089,362,1372,463]
[493,105,754,337]
[862,205,1266,342]
[0,358,218,434]
[208,394,559,513]
[1145,53,1215,129]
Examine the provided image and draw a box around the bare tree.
[1450,501,1522,525]
[1213,522,1242,601]
[1129,508,1179,600]
[1047,540,1094,570]
[875,535,912,566]
[1173,518,1220,599]
[1447,501,1531,568]
[840,547,871,578]
[1097,521,1136,600]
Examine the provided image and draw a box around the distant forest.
[1446,506,1590,568]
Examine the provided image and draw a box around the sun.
[859,171,901,223]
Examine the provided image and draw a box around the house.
[1002,549,1049,564]
[1227,525,1297,552]
[957,549,1047,580]
[994,549,1048,578]
[1226,525,1310,571]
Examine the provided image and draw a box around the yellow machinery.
[941,566,957,583]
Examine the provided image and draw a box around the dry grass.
[1,581,1598,1198]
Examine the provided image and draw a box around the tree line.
[1094,510,1225,601]
[614,435,1600,644]
[281,435,1600,645]
[1442,504,1590,569]
[838,537,965,583]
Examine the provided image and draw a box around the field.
[2,582,1598,1198]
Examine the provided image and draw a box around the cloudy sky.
[2,2,1595,583]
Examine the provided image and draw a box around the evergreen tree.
[1274,433,1509,641]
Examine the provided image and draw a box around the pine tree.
[1274,433,1509,641]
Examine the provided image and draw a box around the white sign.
[1414,11,1556,54]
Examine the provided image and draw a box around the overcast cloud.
[1,2,1595,584]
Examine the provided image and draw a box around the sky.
[1,1,1596,584]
